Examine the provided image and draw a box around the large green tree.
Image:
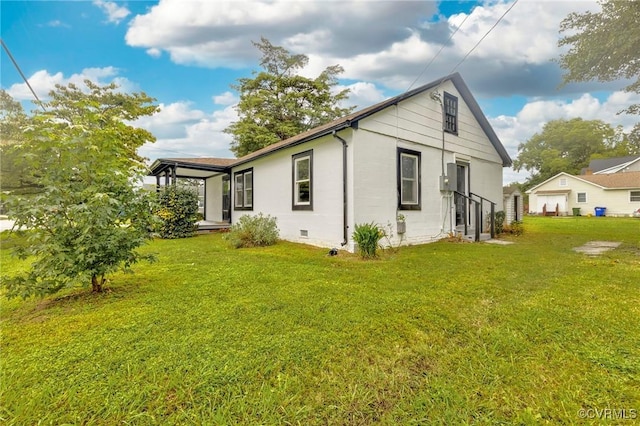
[558,0,640,139]
[0,90,38,194]
[2,81,159,298]
[226,37,354,157]
[514,118,621,188]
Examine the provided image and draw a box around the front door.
[455,164,468,226]
[222,174,231,222]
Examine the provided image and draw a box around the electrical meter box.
[440,163,457,191]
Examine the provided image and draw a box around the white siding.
[225,80,506,251]
[230,134,346,249]
[350,130,447,248]
[625,160,640,172]
[503,190,523,224]
[349,81,505,247]
[357,81,503,165]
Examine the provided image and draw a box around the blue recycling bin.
[594,207,606,217]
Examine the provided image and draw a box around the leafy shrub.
[155,186,199,239]
[352,222,384,258]
[495,210,506,234]
[225,213,279,248]
[503,220,524,236]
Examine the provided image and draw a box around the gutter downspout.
[332,130,348,246]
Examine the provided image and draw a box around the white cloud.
[6,67,138,101]
[491,90,640,184]
[212,91,238,106]
[146,48,162,58]
[123,0,610,98]
[133,101,206,139]
[337,82,386,109]
[43,20,70,28]
[137,101,238,161]
[93,0,131,24]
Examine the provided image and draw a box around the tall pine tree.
[226,38,354,157]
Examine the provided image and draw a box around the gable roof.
[150,72,511,176]
[582,155,640,174]
[578,171,640,189]
[232,72,511,168]
[527,171,640,193]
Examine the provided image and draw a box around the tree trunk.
[91,274,104,293]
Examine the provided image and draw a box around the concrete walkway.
[573,241,621,256]
[484,239,514,245]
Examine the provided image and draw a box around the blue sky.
[2,0,638,184]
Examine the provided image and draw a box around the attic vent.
[300,230,308,237]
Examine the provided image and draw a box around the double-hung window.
[631,190,640,202]
[292,150,313,210]
[577,192,587,203]
[234,168,253,210]
[398,148,421,210]
[444,92,458,134]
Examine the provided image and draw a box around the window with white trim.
[631,190,640,202]
[577,192,587,203]
[398,148,421,210]
[292,150,313,210]
[234,168,253,210]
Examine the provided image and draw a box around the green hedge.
[156,186,199,239]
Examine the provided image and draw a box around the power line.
[406,11,473,92]
[449,0,520,74]
[1,38,46,112]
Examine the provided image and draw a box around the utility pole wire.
[406,11,473,92]
[449,0,520,74]
[1,38,46,112]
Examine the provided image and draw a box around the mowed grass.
[1,216,639,424]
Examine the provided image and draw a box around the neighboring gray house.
[503,185,523,224]
[150,73,512,251]
[581,155,640,174]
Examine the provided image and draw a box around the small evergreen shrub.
[225,213,279,248]
[155,186,199,239]
[495,210,506,234]
[352,222,384,258]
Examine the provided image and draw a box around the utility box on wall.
[440,163,457,191]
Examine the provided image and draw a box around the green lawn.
[1,216,639,424]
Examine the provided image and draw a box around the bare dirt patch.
[573,241,621,256]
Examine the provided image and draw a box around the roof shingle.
[578,171,640,189]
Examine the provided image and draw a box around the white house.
[527,171,640,217]
[150,73,512,251]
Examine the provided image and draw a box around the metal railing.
[470,192,497,239]
[454,191,497,241]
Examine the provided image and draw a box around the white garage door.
[537,194,566,213]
